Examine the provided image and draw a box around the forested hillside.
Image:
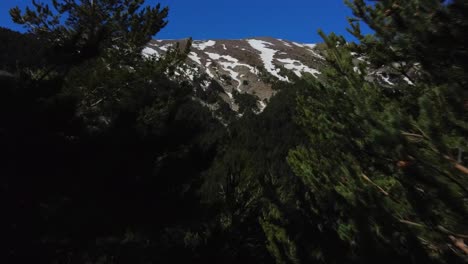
[1,0,467,263]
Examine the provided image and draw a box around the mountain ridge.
[143,37,326,112]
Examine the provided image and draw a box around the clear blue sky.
[0,0,371,43]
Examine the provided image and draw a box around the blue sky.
[0,0,371,43]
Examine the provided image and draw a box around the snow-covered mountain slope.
[143,37,414,114]
[143,37,326,111]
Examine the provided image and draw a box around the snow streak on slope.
[403,76,415,86]
[247,39,289,82]
[276,58,320,77]
[278,39,292,47]
[177,65,199,81]
[303,43,317,49]
[142,47,159,58]
[159,43,174,51]
[205,61,215,78]
[188,52,202,64]
[193,40,216,50]
[258,100,267,112]
[376,72,395,86]
[205,52,256,89]
[293,42,324,59]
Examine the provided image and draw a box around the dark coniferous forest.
[1,0,467,263]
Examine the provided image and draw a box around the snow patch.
[142,47,159,58]
[276,58,320,77]
[257,100,267,113]
[205,61,215,78]
[353,66,361,74]
[205,52,255,90]
[159,43,173,52]
[356,56,368,62]
[303,43,317,49]
[403,76,415,86]
[376,72,395,86]
[175,65,199,81]
[188,52,202,65]
[200,80,210,91]
[193,40,216,50]
[247,39,289,82]
[292,42,324,59]
[205,52,236,62]
[291,42,303,48]
[279,39,292,47]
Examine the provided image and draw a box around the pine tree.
[8,0,190,128]
[10,0,169,70]
[285,0,468,263]
[3,1,213,264]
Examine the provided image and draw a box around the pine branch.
[445,155,468,175]
[399,219,425,228]
[399,220,468,240]
[361,173,389,196]
[401,130,468,175]
[439,226,468,240]
[449,236,468,255]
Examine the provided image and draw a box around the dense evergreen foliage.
[2,0,467,263]
[286,1,468,263]
[0,27,46,72]
[2,1,222,263]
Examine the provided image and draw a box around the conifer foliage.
[10,0,169,68]
[285,0,468,263]
[2,1,220,263]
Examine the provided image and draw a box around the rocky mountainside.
[142,37,414,114]
[142,37,326,112]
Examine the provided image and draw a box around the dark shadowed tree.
[281,0,468,263]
